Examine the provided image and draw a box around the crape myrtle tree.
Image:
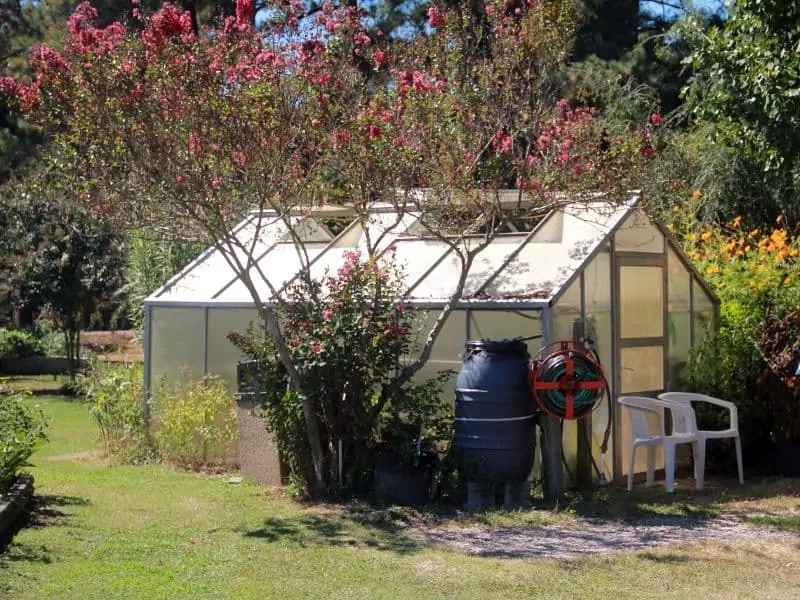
[2,0,658,495]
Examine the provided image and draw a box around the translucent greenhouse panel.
[206,308,261,393]
[407,310,467,404]
[692,278,715,346]
[614,211,664,253]
[667,248,692,390]
[391,238,451,298]
[149,307,206,388]
[408,235,527,301]
[619,265,663,338]
[582,251,613,479]
[214,242,329,302]
[551,276,581,341]
[619,345,666,477]
[468,310,542,354]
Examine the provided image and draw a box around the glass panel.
[692,278,715,346]
[582,251,613,479]
[551,276,581,342]
[620,346,664,393]
[667,249,691,390]
[619,266,664,338]
[150,307,206,387]
[469,310,542,355]
[206,308,260,392]
[614,211,664,253]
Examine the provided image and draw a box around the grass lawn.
[2,396,800,599]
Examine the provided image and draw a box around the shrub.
[153,375,237,469]
[681,215,800,465]
[0,393,49,491]
[0,328,45,359]
[77,360,156,464]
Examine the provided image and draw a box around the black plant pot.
[774,439,800,477]
[373,463,432,507]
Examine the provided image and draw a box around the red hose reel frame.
[529,340,607,420]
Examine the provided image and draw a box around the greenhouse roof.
[146,193,665,309]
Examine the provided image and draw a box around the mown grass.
[1,396,800,600]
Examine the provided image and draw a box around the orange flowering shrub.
[681,214,800,451]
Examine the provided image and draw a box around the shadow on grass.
[238,504,420,555]
[0,494,90,558]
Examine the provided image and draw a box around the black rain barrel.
[454,339,536,484]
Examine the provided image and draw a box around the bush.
[681,215,800,466]
[77,360,156,464]
[0,328,45,359]
[153,375,237,469]
[0,394,49,491]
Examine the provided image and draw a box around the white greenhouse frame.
[144,193,718,484]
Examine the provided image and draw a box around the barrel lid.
[464,338,528,354]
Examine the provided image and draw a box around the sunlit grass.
[2,396,800,600]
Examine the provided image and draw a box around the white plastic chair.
[659,392,744,485]
[618,396,702,493]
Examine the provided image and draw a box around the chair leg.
[664,442,676,493]
[692,438,706,490]
[645,446,656,487]
[734,435,744,484]
[627,445,636,491]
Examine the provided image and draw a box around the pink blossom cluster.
[66,3,126,56]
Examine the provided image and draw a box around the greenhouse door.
[614,258,667,479]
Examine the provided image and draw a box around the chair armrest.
[692,395,738,429]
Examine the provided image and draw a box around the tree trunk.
[258,303,327,495]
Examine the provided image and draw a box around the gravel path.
[425,515,800,559]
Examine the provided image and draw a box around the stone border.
[0,357,85,376]
[0,475,34,538]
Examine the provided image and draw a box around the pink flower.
[368,124,381,140]
[411,71,431,93]
[235,0,254,26]
[311,341,322,354]
[352,31,371,46]
[372,49,386,68]
[650,112,662,126]
[176,175,186,185]
[427,6,445,28]
[492,130,512,154]
[188,133,203,156]
[231,151,248,166]
[322,309,333,321]
[641,144,656,159]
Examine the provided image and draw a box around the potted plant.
[372,373,453,506]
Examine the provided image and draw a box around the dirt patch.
[81,330,143,362]
[424,514,800,559]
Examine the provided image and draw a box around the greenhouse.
[144,192,718,485]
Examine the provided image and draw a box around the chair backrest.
[618,396,665,440]
[657,393,700,434]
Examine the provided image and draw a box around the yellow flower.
[706,264,721,275]
[732,216,742,228]
[736,250,744,257]
[692,251,702,260]
[701,230,712,241]
[777,215,784,224]
[784,277,792,286]
[717,282,725,289]
[744,245,751,252]
[672,205,680,213]
[667,223,674,231]
[692,189,702,199]
[750,229,759,236]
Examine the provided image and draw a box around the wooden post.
[541,415,564,500]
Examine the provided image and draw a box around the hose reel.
[529,340,607,420]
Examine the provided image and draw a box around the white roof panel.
[146,195,642,308]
